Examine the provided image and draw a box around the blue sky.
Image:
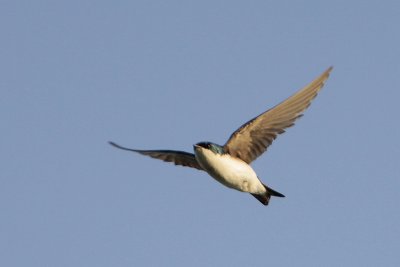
[1,1,399,266]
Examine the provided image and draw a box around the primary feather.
[224,67,333,163]
[108,142,203,170]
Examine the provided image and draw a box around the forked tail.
[251,184,285,206]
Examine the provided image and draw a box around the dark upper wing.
[109,141,203,170]
[224,67,333,164]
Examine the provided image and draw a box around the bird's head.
[194,142,225,155]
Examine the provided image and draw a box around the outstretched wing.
[224,67,333,164]
[109,141,203,170]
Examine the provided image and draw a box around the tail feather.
[251,184,285,206]
[266,186,285,198]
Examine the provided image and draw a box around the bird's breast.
[194,147,264,193]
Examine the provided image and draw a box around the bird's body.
[193,143,265,194]
[110,67,333,205]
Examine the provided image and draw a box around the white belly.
[194,147,266,194]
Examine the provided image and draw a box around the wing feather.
[109,142,203,170]
[224,67,333,163]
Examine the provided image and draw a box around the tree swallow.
[109,67,333,205]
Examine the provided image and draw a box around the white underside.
[194,146,266,194]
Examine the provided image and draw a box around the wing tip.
[323,66,334,79]
[108,141,140,153]
[308,66,333,93]
[108,141,121,149]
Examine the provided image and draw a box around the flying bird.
[109,67,333,205]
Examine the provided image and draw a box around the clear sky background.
[1,1,399,266]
